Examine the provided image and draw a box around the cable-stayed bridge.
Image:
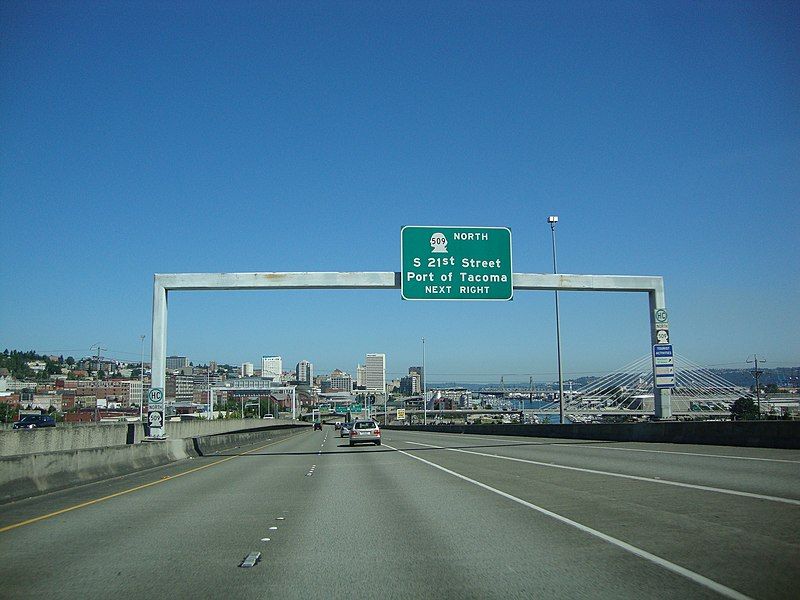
[479,354,748,417]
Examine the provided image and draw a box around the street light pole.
[139,335,145,422]
[422,337,427,426]
[548,216,565,425]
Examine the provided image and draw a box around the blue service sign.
[653,344,673,358]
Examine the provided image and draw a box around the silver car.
[348,419,381,446]
[340,422,352,438]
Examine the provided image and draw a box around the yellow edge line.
[0,430,309,534]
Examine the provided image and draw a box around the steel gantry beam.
[150,271,670,436]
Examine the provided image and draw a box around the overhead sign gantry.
[149,227,673,438]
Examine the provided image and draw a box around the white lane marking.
[276,517,285,520]
[384,443,753,600]
[408,430,800,464]
[269,526,278,530]
[404,441,800,506]
[261,538,270,542]
[560,444,800,465]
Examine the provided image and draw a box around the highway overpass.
[1,425,798,599]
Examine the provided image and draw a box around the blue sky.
[1,1,798,383]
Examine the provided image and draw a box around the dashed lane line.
[0,431,309,534]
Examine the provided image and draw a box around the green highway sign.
[401,226,513,301]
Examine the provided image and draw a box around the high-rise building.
[296,360,313,385]
[409,366,424,390]
[356,364,366,387]
[166,356,189,371]
[241,362,254,377]
[262,356,282,380]
[400,371,421,395]
[365,354,386,392]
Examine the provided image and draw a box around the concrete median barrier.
[0,423,309,504]
[0,418,300,457]
[385,420,800,449]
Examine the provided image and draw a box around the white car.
[348,420,381,446]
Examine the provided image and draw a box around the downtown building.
[262,356,282,380]
[365,354,386,393]
[166,372,194,402]
[326,369,352,392]
[166,356,189,371]
[64,379,144,407]
[296,360,313,386]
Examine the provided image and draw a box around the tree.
[0,403,15,423]
[44,361,61,376]
[65,356,75,366]
[730,397,759,421]
[765,384,779,394]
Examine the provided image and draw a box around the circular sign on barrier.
[148,388,164,404]
[148,410,163,428]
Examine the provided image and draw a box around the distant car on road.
[340,422,353,437]
[334,421,343,430]
[349,419,381,446]
[13,414,56,429]
[262,415,275,419]
[313,422,322,431]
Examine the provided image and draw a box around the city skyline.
[1,3,797,378]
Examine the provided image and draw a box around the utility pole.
[90,343,107,379]
[528,376,533,413]
[747,355,766,418]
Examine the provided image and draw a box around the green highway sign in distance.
[401,226,513,301]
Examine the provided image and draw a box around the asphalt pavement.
[1,426,798,599]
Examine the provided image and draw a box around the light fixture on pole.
[548,216,565,425]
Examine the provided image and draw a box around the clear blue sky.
[1,1,798,383]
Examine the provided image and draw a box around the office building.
[166,356,189,371]
[400,373,420,395]
[262,356,282,380]
[328,369,352,392]
[365,354,386,393]
[166,373,194,402]
[356,364,366,388]
[296,360,313,386]
[241,362,254,377]
[409,366,424,391]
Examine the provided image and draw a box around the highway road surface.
[1,426,798,599]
